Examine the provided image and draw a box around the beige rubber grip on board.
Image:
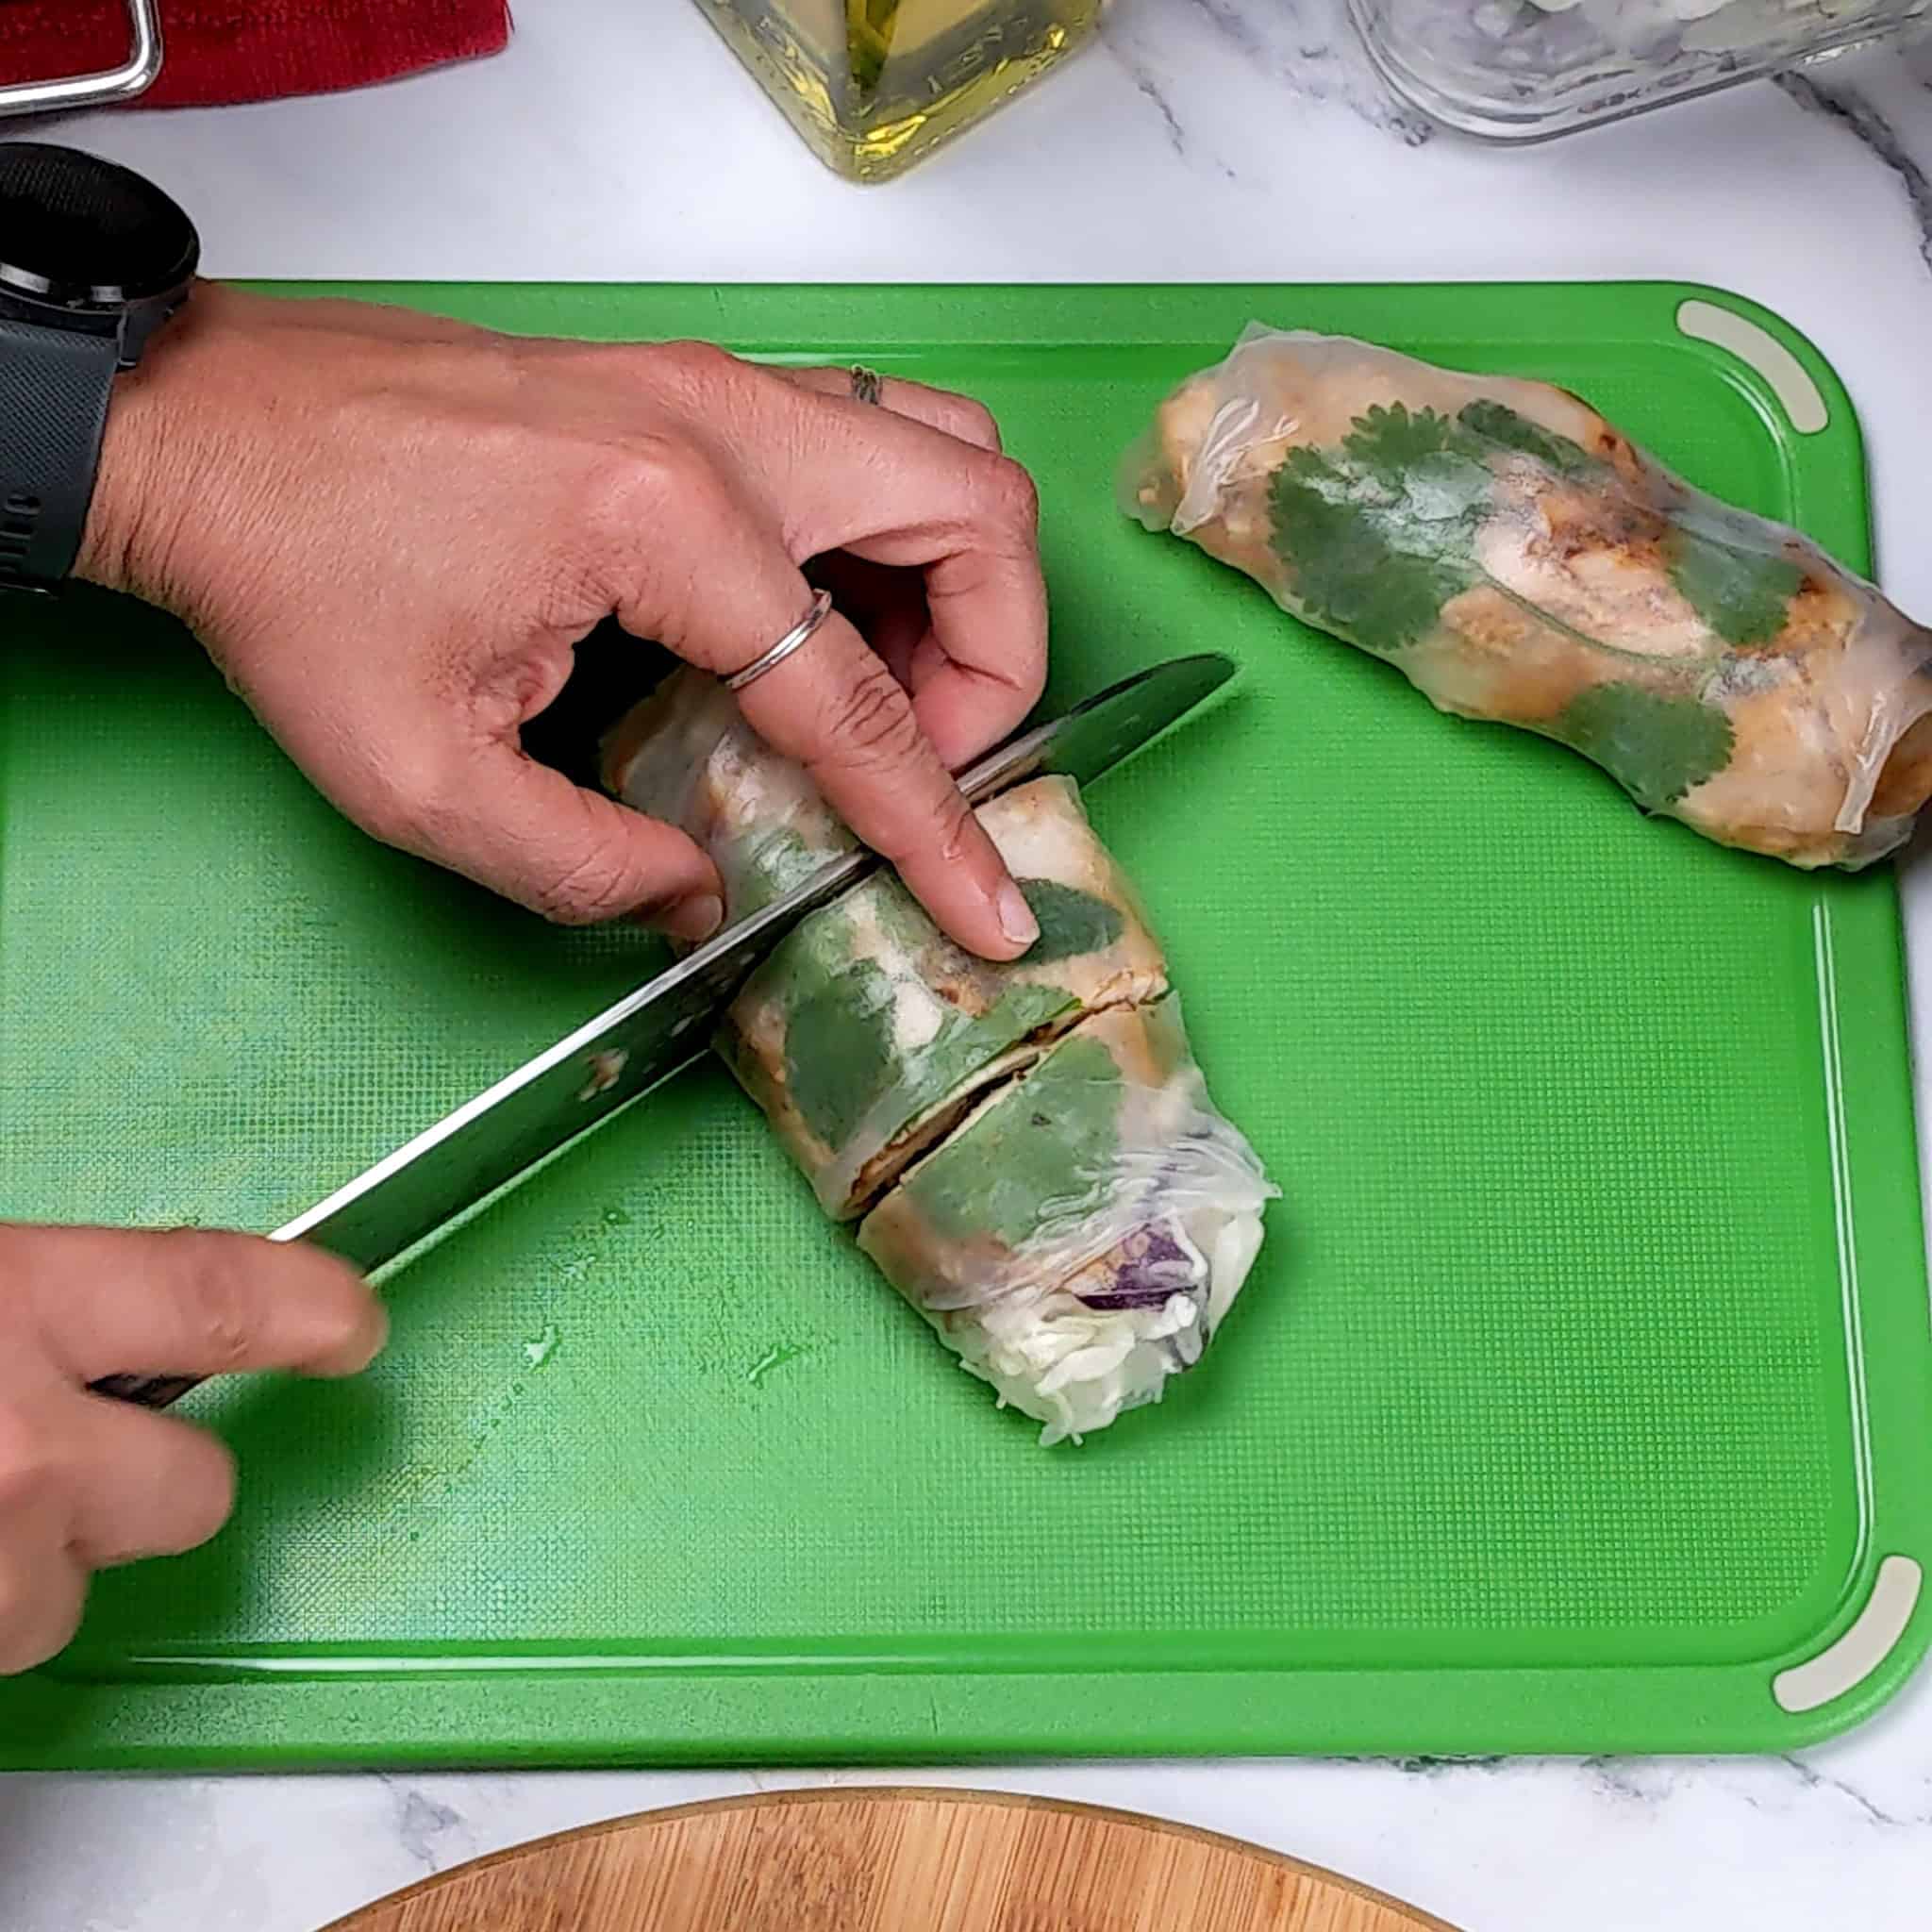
[1676,298,1829,434]
[1774,1555,1923,1714]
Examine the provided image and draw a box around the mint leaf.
[1556,684,1734,814]
[1019,880,1124,964]
[1269,406,1492,655]
[869,873,947,957]
[1665,526,1801,647]
[910,1033,1122,1246]
[784,958,896,1149]
[1457,399,1600,479]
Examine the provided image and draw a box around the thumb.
[434,746,724,935]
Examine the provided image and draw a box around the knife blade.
[94,651,1235,1409]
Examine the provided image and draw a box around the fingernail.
[996,880,1040,951]
[310,1293,389,1378]
[341,1300,391,1376]
[659,893,724,944]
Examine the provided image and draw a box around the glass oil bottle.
[691,0,1111,182]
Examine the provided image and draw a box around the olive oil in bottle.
[691,0,1109,182]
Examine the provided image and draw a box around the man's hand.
[77,288,1048,958]
[0,1224,384,1674]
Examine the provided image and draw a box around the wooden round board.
[321,1788,1463,1932]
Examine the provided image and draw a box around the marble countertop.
[9,3,1932,1927]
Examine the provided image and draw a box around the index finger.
[737,611,1041,960]
[611,471,1038,961]
[8,1224,387,1386]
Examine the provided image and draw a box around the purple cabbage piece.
[1074,1222,1205,1311]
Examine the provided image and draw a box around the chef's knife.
[94,651,1235,1409]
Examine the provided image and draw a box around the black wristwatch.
[0,141,198,592]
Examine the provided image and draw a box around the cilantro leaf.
[1457,399,1600,478]
[1344,401,1474,475]
[1555,684,1734,814]
[1268,406,1492,655]
[1665,526,1801,647]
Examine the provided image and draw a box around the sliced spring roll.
[858,999,1274,1445]
[1123,325,1932,869]
[608,672,1166,1218]
[603,669,1275,1439]
[717,776,1167,1218]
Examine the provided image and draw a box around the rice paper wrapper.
[858,998,1276,1445]
[603,668,857,917]
[1122,324,1932,870]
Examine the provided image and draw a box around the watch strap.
[0,315,119,589]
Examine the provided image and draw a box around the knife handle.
[89,1372,202,1411]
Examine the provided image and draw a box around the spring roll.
[1123,325,1932,869]
[603,670,1274,1438]
[858,999,1274,1445]
[608,672,1167,1217]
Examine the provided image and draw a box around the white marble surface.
[10,3,1932,1927]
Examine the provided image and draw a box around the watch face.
[0,142,197,311]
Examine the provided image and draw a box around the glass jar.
[691,0,1110,181]
[1349,0,1930,140]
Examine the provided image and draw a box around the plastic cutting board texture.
[1,282,1928,1768]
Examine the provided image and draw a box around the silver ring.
[724,588,834,694]
[850,364,883,407]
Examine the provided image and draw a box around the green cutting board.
[2,283,1927,1769]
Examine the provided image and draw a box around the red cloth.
[0,1,511,108]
